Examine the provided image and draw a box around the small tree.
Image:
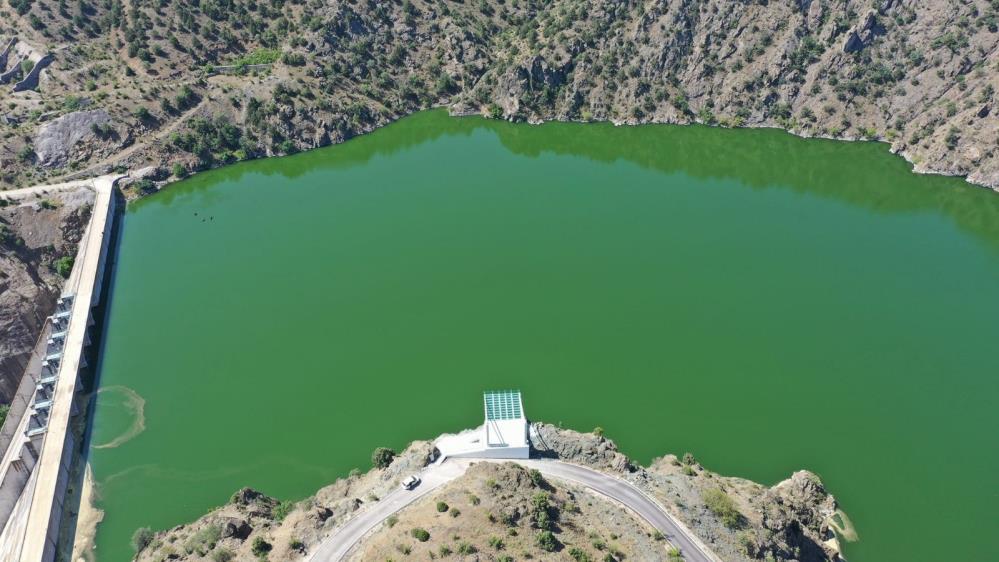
[55,256,74,278]
[371,447,395,468]
[529,468,545,487]
[536,530,559,552]
[131,527,154,552]
[251,536,272,556]
[703,488,743,529]
[17,146,34,163]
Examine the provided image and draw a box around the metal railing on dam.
[0,176,119,562]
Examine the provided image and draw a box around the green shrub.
[570,547,592,562]
[450,508,461,517]
[55,256,74,278]
[457,542,477,554]
[945,127,961,150]
[411,528,430,542]
[59,96,80,111]
[281,52,306,66]
[529,469,545,487]
[10,0,32,16]
[17,146,34,162]
[536,530,559,552]
[273,500,293,521]
[171,163,188,178]
[438,545,453,556]
[211,549,234,562]
[436,501,449,513]
[131,527,154,552]
[703,488,743,528]
[371,447,395,468]
[175,85,198,110]
[488,535,504,549]
[251,536,272,556]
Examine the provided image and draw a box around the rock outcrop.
[0,189,93,403]
[33,110,111,168]
[129,427,847,562]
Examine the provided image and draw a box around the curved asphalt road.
[308,458,720,562]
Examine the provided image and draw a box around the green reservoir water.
[90,111,999,561]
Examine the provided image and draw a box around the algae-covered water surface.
[90,111,999,561]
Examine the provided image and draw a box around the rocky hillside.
[351,462,668,561]
[0,0,996,191]
[0,187,92,402]
[128,425,848,562]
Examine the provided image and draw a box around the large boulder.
[531,423,634,472]
[842,10,884,53]
[33,109,111,168]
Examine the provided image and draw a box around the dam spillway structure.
[435,390,530,459]
[0,178,119,562]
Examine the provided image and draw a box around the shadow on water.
[134,109,999,251]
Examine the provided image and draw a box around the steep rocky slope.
[0,0,996,191]
[128,425,848,562]
[0,188,92,402]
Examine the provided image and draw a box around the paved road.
[307,459,470,562]
[308,458,720,562]
[0,178,95,200]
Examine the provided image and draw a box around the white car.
[400,475,421,490]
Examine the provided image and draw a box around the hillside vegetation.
[0,0,996,191]
[130,425,847,562]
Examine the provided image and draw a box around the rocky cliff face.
[0,189,92,403]
[127,426,847,562]
[0,0,996,191]
[533,423,845,562]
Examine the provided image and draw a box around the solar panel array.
[484,390,523,420]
